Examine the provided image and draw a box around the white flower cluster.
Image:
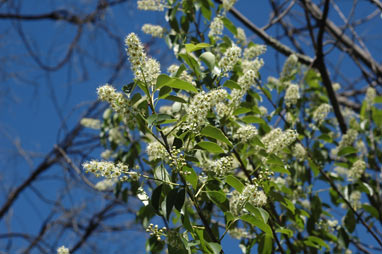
[215,102,233,118]
[208,16,224,39]
[137,0,165,11]
[97,84,134,119]
[333,82,341,91]
[281,54,299,80]
[267,76,282,88]
[235,27,246,44]
[83,160,129,180]
[231,69,257,106]
[167,64,195,85]
[95,178,118,191]
[219,44,242,73]
[365,86,376,108]
[230,185,267,216]
[313,103,331,124]
[203,156,234,177]
[147,141,168,161]
[183,89,228,131]
[243,45,267,60]
[57,246,69,254]
[80,118,101,129]
[108,127,125,144]
[261,128,298,154]
[125,33,160,88]
[348,160,366,181]
[146,224,167,241]
[229,227,253,239]
[142,24,164,38]
[222,0,237,12]
[332,129,358,155]
[233,125,258,143]
[293,143,306,161]
[349,191,361,211]
[241,58,264,73]
[284,83,300,107]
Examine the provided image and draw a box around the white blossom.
[293,143,306,161]
[137,0,165,11]
[233,125,258,143]
[261,128,298,154]
[348,160,366,181]
[142,24,164,38]
[281,54,299,80]
[219,44,242,73]
[80,118,101,129]
[235,27,246,44]
[222,0,237,12]
[125,33,160,88]
[57,246,70,254]
[95,178,118,191]
[243,45,267,60]
[284,83,300,107]
[97,84,134,118]
[147,141,168,161]
[349,191,361,210]
[313,103,331,124]
[203,156,234,177]
[183,89,227,131]
[208,16,224,39]
[83,160,129,179]
[365,86,376,108]
[230,185,267,216]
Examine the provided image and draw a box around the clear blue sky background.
[0,0,381,253]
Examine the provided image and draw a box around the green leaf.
[269,165,291,175]
[151,184,163,212]
[207,190,226,204]
[196,141,225,154]
[175,189,186,211]
[221,17,237,35]
[362,204,380,219]
[281,199,295,214]
[206,242,221,254]
[174,64,187,78]
[223,80,241,90]
[163,95,187,103]
[201,125,232,146]
[183,166,198,189]
[308,158,320,176]
[258,234,272,254]
[166,188,178,220]
[225,175,245,193]
[306,236,329,249]
[245,203,269,223]
[241,214,273,236]
[242,115,266,124]
[233,107,251,115]
[185,43,211,53]
[200,52,216,69]
[337,146,358,156]
[156,74,172,89]
[154,165,171,183]
[344,210,356,233]
[374,96,382,104]
[276,227,293,237]
[156,74,198,93]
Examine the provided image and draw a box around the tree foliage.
[79,0,382,253]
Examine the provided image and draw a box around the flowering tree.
[2,0,380,253]
[74,0,382,253]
